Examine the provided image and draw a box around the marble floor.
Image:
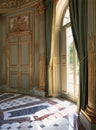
[0,93,85,130]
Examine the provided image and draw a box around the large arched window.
[63,7,70,26]
[60,7,79,102]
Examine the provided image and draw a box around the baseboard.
[80,109,96,130]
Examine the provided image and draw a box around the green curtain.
[45,0,55,96]
[69,0,88,110]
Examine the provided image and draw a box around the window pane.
[66,27,74,94]
[61,7,79,102]
[63,8,70,26]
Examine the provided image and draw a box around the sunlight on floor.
[0,93,83,130]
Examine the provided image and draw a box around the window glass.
[63,8,70,26]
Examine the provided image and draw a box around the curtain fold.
[45,0,56,96]
[69,0,88,110]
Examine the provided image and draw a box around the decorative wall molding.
[9,13,30,33]
[88,35,96,52]
[0,0,16,9]
[0,0,36,8]
[0,0,44,14]
[39,55,46,90]
[37,1,45,14]
[18,0,30,6]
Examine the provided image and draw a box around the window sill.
[60,91,77,103]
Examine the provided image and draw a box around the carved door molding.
[7,32,32,92]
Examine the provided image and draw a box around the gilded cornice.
[0,0,43,14]
[36,1,45,14]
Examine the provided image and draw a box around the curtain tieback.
[80,54,88,64]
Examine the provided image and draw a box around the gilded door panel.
[7,36,19,88]
[20,43,30,90]
[8,36,18,43]
[19,35,31,90]
[9,73,18,89]
[20,74,29,90]
[9,44,18,66]
[20,67,29,72]
[21,44,29,65]
[2,54,6,81]
[9,66,18,72]
[7,34,31,91]
[20,35,31,42]
[20,35,31,66]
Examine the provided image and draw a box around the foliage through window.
[62,7,79,102]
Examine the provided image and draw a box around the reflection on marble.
[0,96,40,110]
[0,93,20,103]
[0,93,85,130]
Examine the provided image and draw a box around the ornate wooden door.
[7,33,31,92]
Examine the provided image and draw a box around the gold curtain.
[48,0,56,96]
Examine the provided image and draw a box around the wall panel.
[0,0,46,94]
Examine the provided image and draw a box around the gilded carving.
[37,1,45,14]
[18,0,30,5]
[0,0,16,8]
[9,14,29,32]
[0,0,37,9]
[0,0,46,14]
